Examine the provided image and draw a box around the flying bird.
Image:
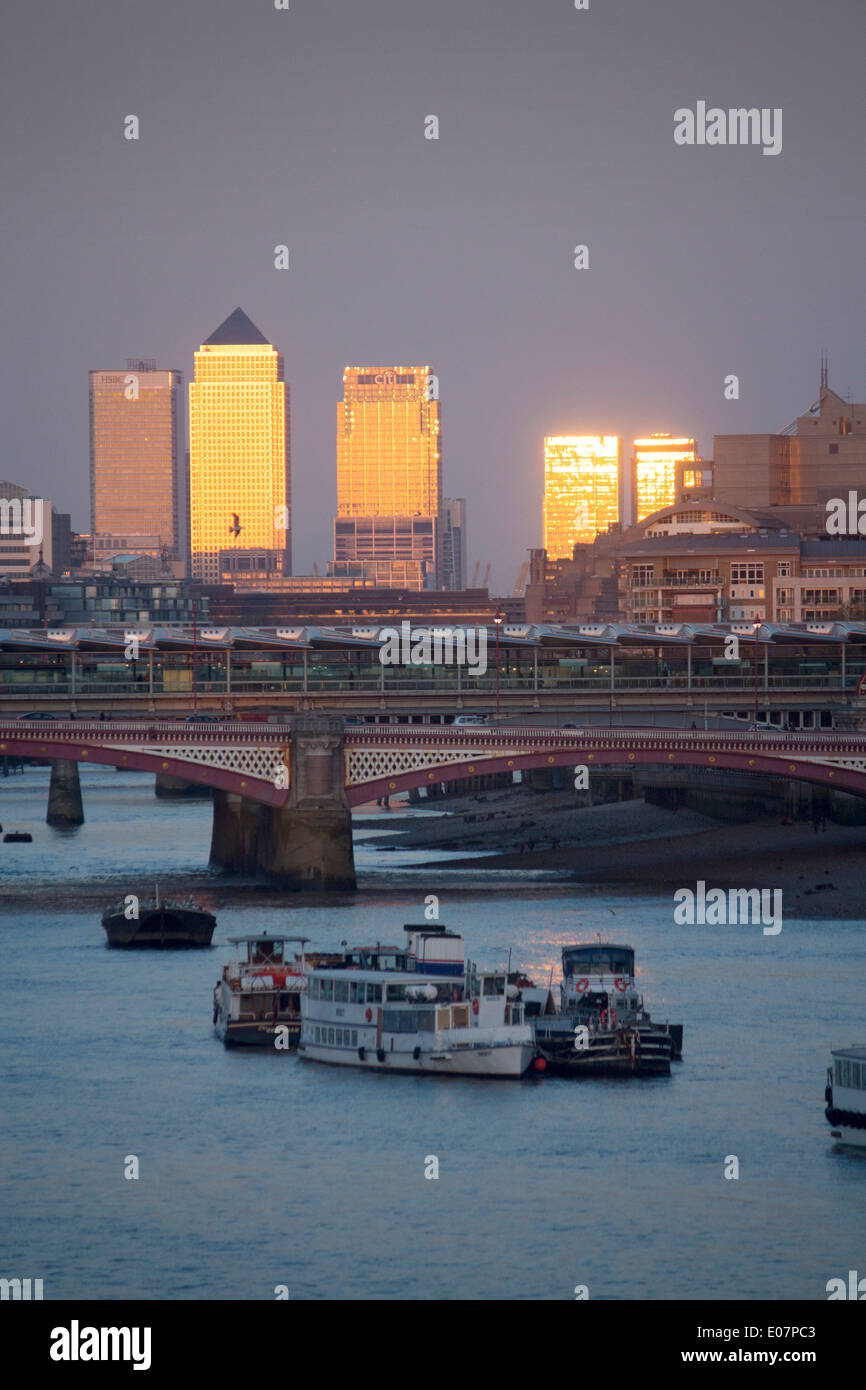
[229,513,242,537]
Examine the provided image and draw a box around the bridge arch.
[345,744,866,806]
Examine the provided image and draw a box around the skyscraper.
[89,359,182,559]
[543,436,620,560]
[189,308,290,583]
[633,434,696,523]
[441,497,467,590]
[333,366,442,587]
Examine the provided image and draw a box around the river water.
[1,767,863,1301]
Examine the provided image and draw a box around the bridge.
[4,718,866,889]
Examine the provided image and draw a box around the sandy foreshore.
[362,789,866,920]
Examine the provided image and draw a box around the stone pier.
[209,791,265,875]
[209,716,356,891]
[46,759,84,827]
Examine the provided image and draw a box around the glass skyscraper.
[333,366,442,587]
[189,308,290,584]
[543,436,620,559]
[633,434,696,523]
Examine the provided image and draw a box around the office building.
[543,436,620,559]
[189,308,290,583]
[713,369,866,521]
[334,366,442,587]
[89,359,182,559]
[633,434,697,523]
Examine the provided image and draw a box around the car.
[453,714,488,726]
[185,714,219,723]
[17,711,58,720]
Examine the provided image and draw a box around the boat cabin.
[560,943,644,1017]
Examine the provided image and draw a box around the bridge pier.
[208,717,356,890]
[47,759,84,827]
[257,716,356,891]
[209,790,264,874]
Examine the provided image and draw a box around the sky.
[2,0,864,591]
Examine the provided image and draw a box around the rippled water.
[1,767,864,1300]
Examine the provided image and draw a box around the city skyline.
[4,0,863,592]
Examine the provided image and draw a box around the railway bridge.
[4,718,866,889]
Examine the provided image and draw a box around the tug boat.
[532,942,683,1077]
[102,886,216,948]
[213,934,312,1047]
[825,1046,866,1148]
[298,924,535,1078]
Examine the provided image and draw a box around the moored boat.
[298,924,535,1078]
[825,1045,866,1148]
[213,934,313,1048]
[102,886,216,948]
[532,942,682,1077]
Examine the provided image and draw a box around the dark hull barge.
[102,900,216,948]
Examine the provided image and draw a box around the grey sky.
[2,0,864,589]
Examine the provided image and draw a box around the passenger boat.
[298,924,535,1078]
[532,942,683,1077]
[213,934,313,1048]
[825,1045,866,1147]
[102,886,216,948]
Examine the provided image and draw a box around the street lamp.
[753,619,760,730]
[494,612,505,720]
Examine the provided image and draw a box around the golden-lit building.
[633,434,696,523]
[189,308,290,583]
[543,436,620,559]
[334,367,442,586]
[89,359,182,558]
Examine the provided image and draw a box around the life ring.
[575,977,589,993]
[365,1007,372,1022]
[471,998,479,1015]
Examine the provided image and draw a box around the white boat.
[298,925,535,1078]
[825,1046,866,1148]
[213,934,312,1048]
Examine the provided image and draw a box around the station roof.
[1,621,864,653]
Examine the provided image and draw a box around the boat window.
[349,981,363,1003]
[563,947,634,976]
[387,984,408,1001]
[382,1008,435,1033]
[321,979,334,1001]
[328,1028,335,1045]
[438,983,463,1002]
[482,975,505,997]
[366,983,382,1003]
[351,1030,358,1046]
[334,980,349,1003]
[309,978,319,1000]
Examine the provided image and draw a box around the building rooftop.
[203,308,269,347]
